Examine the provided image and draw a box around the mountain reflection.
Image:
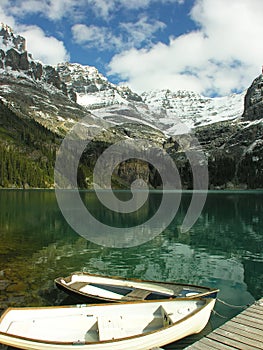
[0,190,262,315]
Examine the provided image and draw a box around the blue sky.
[0,0,263,96]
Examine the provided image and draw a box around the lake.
[0,189,262,349]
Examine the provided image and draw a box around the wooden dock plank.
[207,331,261,350]
[242,305,263,315]
[212,327,263,349]
[243,308,263,319]
[235,314,263,329]
[220,322,263,341]
[185,297,263,350]
[228,320,263,337]
[246,306,263,315]
[187,337,237,350]
[246,302,263,309]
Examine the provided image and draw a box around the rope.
[212,309,228,319]
[217,298,248,309]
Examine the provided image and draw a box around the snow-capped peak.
[0,23,246,136]
[0,23,26,53]
[57,62,108,85]
[57,62,142,109]
[141,88,246,131]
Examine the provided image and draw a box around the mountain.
[57,62,142,107]
[0,24,166,189]
[57,62,245,134]
[0,24,262,189]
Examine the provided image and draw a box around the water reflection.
[0,190,262,347]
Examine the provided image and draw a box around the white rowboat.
[55,272,219,302]
[0,298,216,350]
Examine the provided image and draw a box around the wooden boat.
[55,271,219,302]
[0,297,216,349]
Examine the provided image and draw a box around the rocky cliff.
[0,24,76,102]
[242,74,263,121]
[194,75,263,189]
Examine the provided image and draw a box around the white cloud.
[0,0,112,21]
[72,16,165,51]
[7,1,47,16]
[1,0,79,21]
[75,0,184,19]
[2,0,262,96]
[101,0,184,13]
[109,0,263,96]
[86,0,116,19]
[0,4,16,28]
[42,0,77,21]
[120,16,166,48]
[72,24,123,51]
[2,0,184,21]
[19,26,70,64]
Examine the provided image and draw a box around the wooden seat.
[97,315,127,341]
[122,288,152,300]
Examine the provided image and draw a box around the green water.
[0,190,262,349]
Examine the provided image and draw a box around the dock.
[185,297,263,350]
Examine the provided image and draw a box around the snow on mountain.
[87,88,245,136]
[0,23,246,137]
[141,89,246,132]
[0,24,26,53]
[57,62,142,109]
[56,61,246,135]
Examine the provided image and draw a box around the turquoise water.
[0,190,262,349]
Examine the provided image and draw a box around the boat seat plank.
[97,315,128,341]
[69,281,89,290]
[161,305,196,324]
[121,288,152,300]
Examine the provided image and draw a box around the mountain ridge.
[0,24,246,135]
[0,23,262,189]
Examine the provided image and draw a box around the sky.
[0,0,263,97]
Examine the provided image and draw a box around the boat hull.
[55,272,219,303]
[0,298,216,350]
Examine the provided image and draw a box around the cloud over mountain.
[0,0,262,96]
[109,0,263,95]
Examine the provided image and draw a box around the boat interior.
[0,300,204,344]
[59,274,203,300]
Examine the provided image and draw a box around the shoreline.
[0,188,263,193]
